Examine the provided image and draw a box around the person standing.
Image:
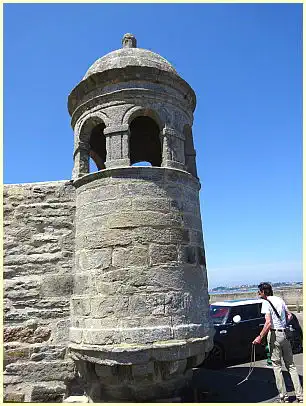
[252,282,303,403]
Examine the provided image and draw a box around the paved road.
[185,312,303,403]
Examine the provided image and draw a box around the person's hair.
[258,282,273,296]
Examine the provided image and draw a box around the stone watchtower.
[68,33,214,402]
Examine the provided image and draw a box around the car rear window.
[210,305,230,325]
[239,304,262,320]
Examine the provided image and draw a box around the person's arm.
[283,299,292,322]
[285,310,293,322]
[252,313,271,344]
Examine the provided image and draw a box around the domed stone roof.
[83,33,177,79]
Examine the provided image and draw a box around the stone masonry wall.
[4,181,77,402]
[69,166,213,401]
[71,167,211,349]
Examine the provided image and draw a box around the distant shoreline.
[210,289,257,295]
[209,285,302,296]
[208,286,303,309]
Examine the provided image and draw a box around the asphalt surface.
[185,312,303,403]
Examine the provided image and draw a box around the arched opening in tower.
[89,123,106,171]
[129,117,162,167]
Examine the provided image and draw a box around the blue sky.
[4,3,302,288]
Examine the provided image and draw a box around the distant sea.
[209,286,301,295]
[209,288,258,295]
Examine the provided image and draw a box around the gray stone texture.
[4,181,77,401]
[69,33,196,180]
[4,34,214,402]
[83,47,178,79]
[70,166,213,401]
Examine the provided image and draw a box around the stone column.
[72,140,89,180]
[161,127,185,170]
[104,124,130,169]
[185,150,198,178]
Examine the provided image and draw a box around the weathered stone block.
[4,252,63,266]
[30,345,66,362]
[40,274,73,297]
[31,383,66,402]
[71,317,85,329]
[146,293,166,315]
[172,324,206,340]
[75,215,108,233]
[181,200,199,216]
[77,198,132,220]
[24,318,39,329]
[183,214,202,230]
[132,227,187,245]
[82,329,121,345]
[69,328,83,344]
[163,185,184,200]
[189,230,203,245]
[132,198,170,212]
[121,326,172,344]
[95,279,118,295]
[149,244,178,265]
[151,342,188,362]
[4,346,32,366]
[71,298,91,317]
[90,296,129,318]
[5,360,75,382]
[31,233,59,243]
[167,359,187,376]
[73,271,96,295]
[83,317,120,330]
[118,314,170,329]
[26,307,70,320]
[128,295,149,316]
[3,374,23,385]
[181,246,196,264]
[119,182,167,199]
[77,248,112,271]
[4,392,25,402]
[4,325,51,344]
[77,184,120,205]
[131,361,154,377]
[51,319,71,344]
[5,277,40,300]
[76,229,132,249]
[164,292,187,314]
[196,246,206,265]
[107,211,182,229]
[94,364,117,379]
[112,245,148,268]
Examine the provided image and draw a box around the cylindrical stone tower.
[68,33,214,402]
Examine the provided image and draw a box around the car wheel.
[204,343,225,368]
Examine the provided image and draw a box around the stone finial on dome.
[122,33,137,48]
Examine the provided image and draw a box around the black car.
[205,298,303,366]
